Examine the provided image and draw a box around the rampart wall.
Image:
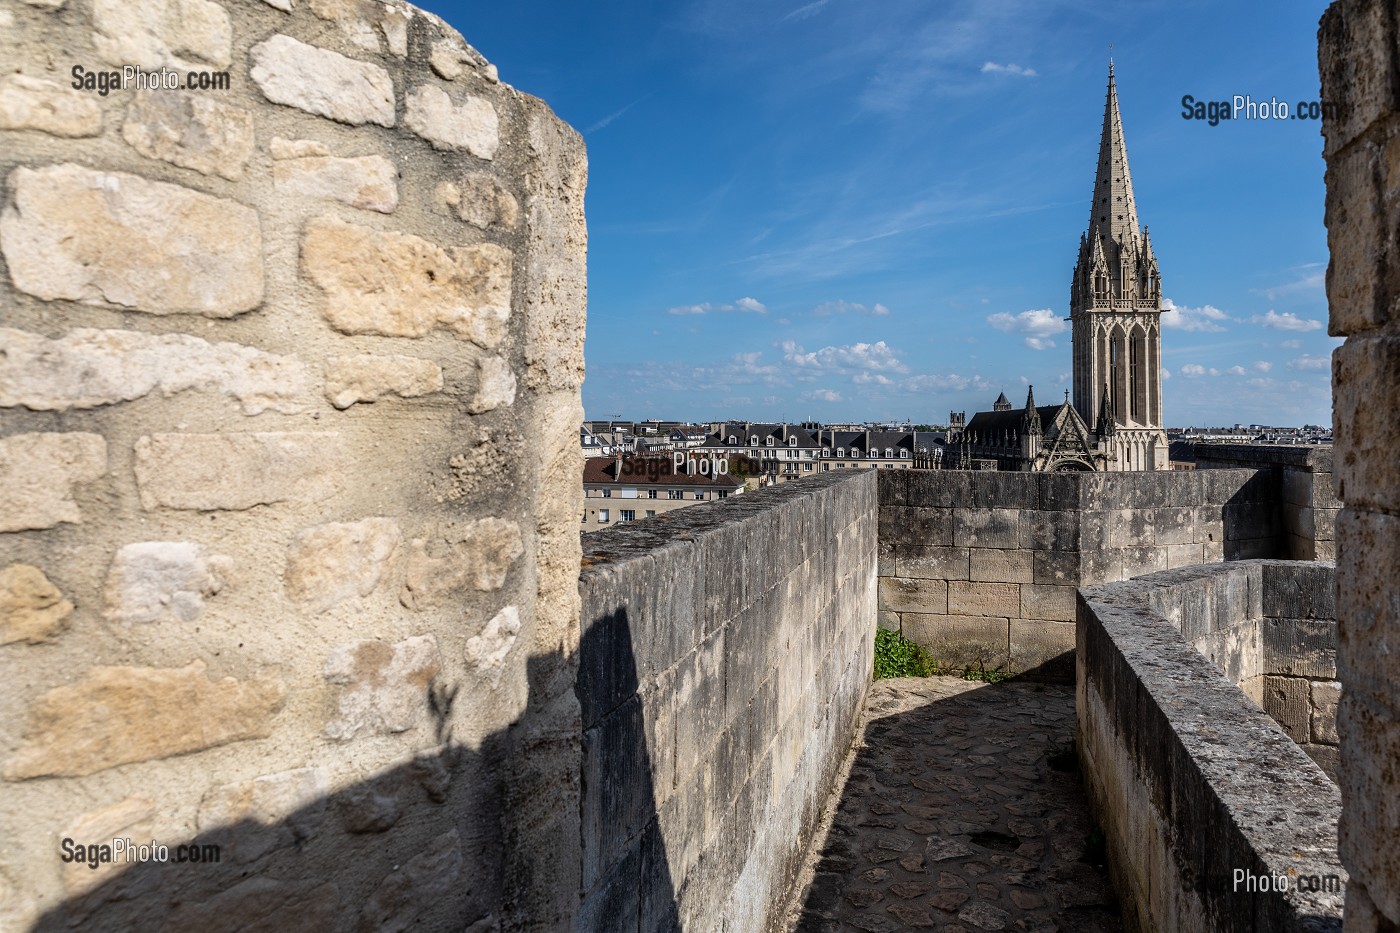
[0,2,586,928]
[578,470,878,933]
[1320,0,1400,928]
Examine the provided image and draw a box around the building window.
[823,464,830,471]
[646,510,657,518]
[750,436,758,446]
[728,435,736,444]
[767,437,774,447]
[788,437,797,447]
[901,450,910,459]
[836,448,844,457]
[804,463,813,471]
[822,447,830,457]
[601,489,611,498]
[694,491,704,500]
[620,510,635,522]
[885,448,894,458]
[647,489,658,499]
[718,490,728,498]
[668,490,683,500]
[599,509,610,523]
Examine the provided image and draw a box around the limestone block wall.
[1319,2,1400,930]
[577,471,878,933]
[0,1,586,929]
[1077,562,1345,932]
[876,466,1281,680]
[1195,444,1339,561]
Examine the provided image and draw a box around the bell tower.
[1069,62,1169,471]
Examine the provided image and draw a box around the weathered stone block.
[465,605,522,690]
[323,353,443,409]
[323,635,441,740]
[948,580,1020,618]
[0,74,101,137]
[4,660,285,778]
[1311,680,1341,745]
[468,355,518,413]
[1336,508,1400,705]
[1118,545,1168,579]
[880,506,952,548]
[405,84,499,158]
[1151,507,1196,546]
[901,613,1008,668]
[1335,336,1400,511]
[0,564,72,645]
[1262,561,1336,620]
[952,509,1026,549]
[0,431,106,532]
[198,767,327,863]
[1165,543,1205,569]
[302,216,511,346]
[894,546,970,581]
[250,34,394,126]
[1009,619,1075,677]
[162,878,341,933]
[1338,692,1400,922]
[436,173,520,228]
[878,576,947,614]
[0,328,311,415]
[92,0,232,71]
[61,797,156,895]
[103,541,235,624]
[271,138,398,212]
[1029,510,1077,551]
[360,830,464,932]
[1033,549,1080,585]
[1262,675,1310,743]
[969,548,1032,584]
[122,92,255,181]
[1020,584,1076,623]
[133,432,343,511]
[1107,508,1155,547]
[400,518,523,608]
[1,163,264,316]
[285,518,400,613]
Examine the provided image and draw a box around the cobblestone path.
[784,676,1122,933]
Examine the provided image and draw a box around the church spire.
[1087,62,1139,246]
[1023,385,1042,436]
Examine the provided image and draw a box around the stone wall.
[877,465,1282,680]
[1077,562,1345,932]
[1195,444,1339,561]
[1320,1,1400,930]
[578,470,878,933]
[0,1,586,929]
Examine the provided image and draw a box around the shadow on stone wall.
[29,607,677,932]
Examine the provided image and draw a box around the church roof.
[965,405,1064,439]
[1088,62,1140,246]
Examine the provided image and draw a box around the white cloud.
[1161,299,1230,332]
[1249,310,1322,332]
[903,372,994,392]
[806,388,843,402]
[779,0,829,23]
[981,62,1037,77]
[1160,368,1171,381]
[811,299,890,317]
[1228,365,1247,376]
[667,296,768,315]
[1288,354,1330,371]
[853,372,894,386]
[987,308,1066,349]
[1180,364,1206,377]
[781,339,909,374]
[1281,339,1302,349]
[1257,265,1325,300]
[1254,361,1273,372]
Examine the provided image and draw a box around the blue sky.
[419,0,1339,428]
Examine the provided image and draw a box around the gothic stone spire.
[1089,62,1139,246]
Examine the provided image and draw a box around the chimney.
[613,452,622,482]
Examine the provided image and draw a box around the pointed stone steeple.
[1096,382,1116,436]
[1088,62,1139,246]
[1023,385,1042,436]
[993,391,1012,412]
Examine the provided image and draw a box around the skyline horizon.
[421,1,1339,427]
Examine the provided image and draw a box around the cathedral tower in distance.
[1070,63,1170,471]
